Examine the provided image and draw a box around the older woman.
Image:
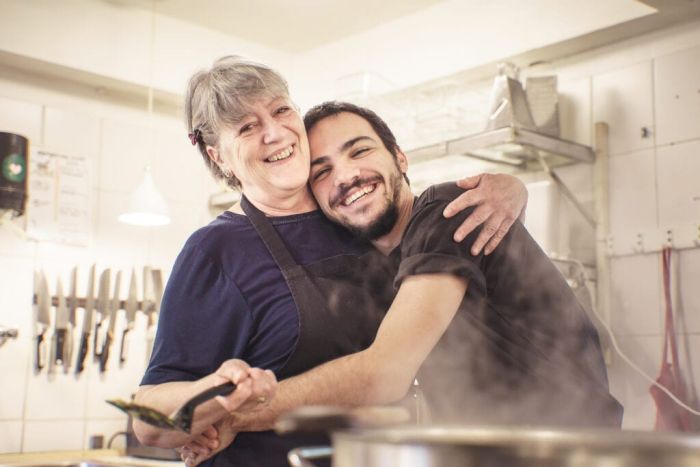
[134,56,528,467]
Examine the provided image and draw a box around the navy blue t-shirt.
[141,209,371,386]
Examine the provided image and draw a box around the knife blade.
[65,266,78,371]
[76,264,96,374]
[33,271,51,372]
[53,278,70,369]
[94,269,111,360]
[99,270,121,372]
[119,269,138,365]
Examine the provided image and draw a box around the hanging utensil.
[76,264,96,374]
[120,269,138,365]
[51,278,69,372]
[93,269,111,360]
[99,270,121,372]
[33,270,50,372]
[106,382,236,433]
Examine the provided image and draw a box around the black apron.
[211,196,395,467]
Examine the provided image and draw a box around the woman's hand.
[213,361,277,415]
[443,173,528,255]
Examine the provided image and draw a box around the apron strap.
[241,195,302,276]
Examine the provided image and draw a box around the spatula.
[106,381,236,433]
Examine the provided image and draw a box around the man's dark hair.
[303,101,398,156]
[304,101,409,184]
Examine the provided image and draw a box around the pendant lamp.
[118,0,170,227]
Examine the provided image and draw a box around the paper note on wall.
[27,149,91,246]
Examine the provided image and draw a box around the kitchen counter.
[0,449,182,466]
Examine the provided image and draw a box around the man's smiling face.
[307,111,408,240]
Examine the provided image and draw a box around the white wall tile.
[558,77,591,146]
[23,420,83,452]
[656,140,700,227]
[84,342,147,419]
[43,107,101,191]
[152,125,208,204]
[0,421,23,453]
[592,61,655,155]
[0,96,42,143]
[608,149,658,237]
[24,362,88,420]
[147,201,202,269]
[0,255,35,338]
[654,46,700,146]
[678,249,700,334]
[99,119,150,193]
[93,191,149,267]
[0,338,29,420]
[0,221,36,258]
[610,255,662,336]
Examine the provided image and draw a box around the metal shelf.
[406,125,594,170]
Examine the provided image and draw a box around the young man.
[298,102,622,426]
[182,102,622,465]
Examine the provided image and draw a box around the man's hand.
[214,364,277,414]
[443,173,528,255]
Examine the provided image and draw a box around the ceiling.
[106,0,445,52]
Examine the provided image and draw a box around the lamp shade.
[118,168,170,226]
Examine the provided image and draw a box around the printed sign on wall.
[27,149,91,246]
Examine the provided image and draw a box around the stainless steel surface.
[65,267,78,367]
[94,269,111,359]
[99,271,121,372]
[327,426,700,467]
[287,447,333,467]
[76,265,96,373]
[33,271,50,371]
[120,269,139,364]
[404,67,594,170]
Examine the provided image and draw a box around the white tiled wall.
[653,47,700,146]
[0,89,212,452]
[592,61,655,156]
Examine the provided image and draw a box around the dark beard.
[346,201,399,241]
[343,170,403,241]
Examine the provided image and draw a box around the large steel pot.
[280,410,700,467]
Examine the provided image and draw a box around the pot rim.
[331,425,700,451]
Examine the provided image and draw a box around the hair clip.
[188,129,201,146]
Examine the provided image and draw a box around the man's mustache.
[331,175,383,207]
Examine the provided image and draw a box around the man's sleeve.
[395,198,487,292]
[140,243,252,385]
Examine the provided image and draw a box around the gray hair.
[185,55,290,189]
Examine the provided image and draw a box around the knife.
[93,269,111,360]
[119,269,138,365]
[65,266,78,371]
[99,270,121,372]
[76,264,96,374]
[33,271,51,372]
[52,278,70,370]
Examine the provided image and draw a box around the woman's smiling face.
[209,95,311,204]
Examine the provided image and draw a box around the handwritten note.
[27,149,91,246]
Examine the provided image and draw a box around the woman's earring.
[222,168,233,178]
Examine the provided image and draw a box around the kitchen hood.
[405,64,594,170]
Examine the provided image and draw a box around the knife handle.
[55,329,66,364]
[35,334,45,372]
[93,322,102,359]
[76,333,89,374]
[99,332,112,373]
[119,329,129,365]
